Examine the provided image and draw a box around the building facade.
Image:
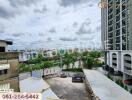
[0,40,19,80]
[101,0,132,79]
[19,50,38,62]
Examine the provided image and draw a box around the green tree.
[85,56,95,69]
[28,53,44,64]
[41,61,53,77]
[63,52,72,69]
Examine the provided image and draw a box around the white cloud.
[0,0,101,49]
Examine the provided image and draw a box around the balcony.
[0,52,19,60]
[112,60,117,64]
[108,8,113,14]
[124,69,132,76]
[124,56,131,61]
[124,62,131,68]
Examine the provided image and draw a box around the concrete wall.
[0,59,19,81]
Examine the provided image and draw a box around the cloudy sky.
[0,0,101,50]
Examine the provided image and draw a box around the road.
[46,77,91,100]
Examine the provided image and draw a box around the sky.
[0,0,101,50]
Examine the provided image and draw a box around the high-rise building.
[101,0,132,79]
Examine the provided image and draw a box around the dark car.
[72,74,84,83]
[124,79,132,85]
[60,73,67,78]
[102,65,109,71]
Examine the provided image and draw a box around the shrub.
[107,74,113,81]
[115,79,120,85]
[124,85,128,91]
[119,80,124,88]
[130,89,132,94]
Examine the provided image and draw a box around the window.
[116,29,120,36]
[116,44,120,50]
[108,26,113,32]
[122,43,127,50]
[125,67,132,70]
[116,8,120,14]
[122,19,126,26]
[122,10,126,18]
[122,35,127,43]
[116,37,120,43]
[116,15,120,22]
[0,47,5,52]
[122,27,126,34]
[0,69,8,75]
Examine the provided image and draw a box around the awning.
[0,64,10,70]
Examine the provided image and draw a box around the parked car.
[102,65,109,71]
[72,74,84,83]
[60,73,67,78]
[124,79,132,85]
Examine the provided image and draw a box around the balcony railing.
[0,52,19,60]
[124,69,132,76]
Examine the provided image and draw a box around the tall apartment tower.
[101,0,132,79]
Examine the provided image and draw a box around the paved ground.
[46,77,91,100]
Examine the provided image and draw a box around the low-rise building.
[0,40,19,80]
[19,50,38,62]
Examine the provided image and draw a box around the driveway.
[46,77,91,100]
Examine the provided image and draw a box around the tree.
[41,61,53,77]
[85,56,95,69]
[63,52,72,69]
[37,53,43,61]
[70,52,78,68]
[28,53,44,64]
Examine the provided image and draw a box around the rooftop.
[20,77,60,100]
[83,69,132,100]
[0,40,13,45]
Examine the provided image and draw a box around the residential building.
[0,40,19,80]
[19,50,38,62]
[101,0,132,79]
